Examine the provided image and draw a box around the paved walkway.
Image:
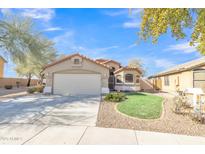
[0,124,205,144]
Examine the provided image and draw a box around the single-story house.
[149,57,205,93]
[42,53,142,95]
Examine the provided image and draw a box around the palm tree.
[0,14,57,86]
[0,14,54,63]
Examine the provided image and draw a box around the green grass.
[117,93,163,119]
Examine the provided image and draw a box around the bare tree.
[128,58,146,76]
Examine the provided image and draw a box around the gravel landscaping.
[97,92,205,137]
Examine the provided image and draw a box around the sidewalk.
[0,124,205,145]
[0,87,27,97]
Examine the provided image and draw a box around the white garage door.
[53,74,101,95]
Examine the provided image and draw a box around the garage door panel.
[53,74,101,95]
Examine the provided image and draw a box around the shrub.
[104,92,127,102]
[35,85,45,93]
[27,87,36,93]
[4,85,13,89]
[173,95,187,114]
[27,85,45,94]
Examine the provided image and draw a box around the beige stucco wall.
[150,70,194,93]
[114,69,141,91]
[161,71,193,92]
[42,55,109,89]
[140,78,154,91]
[179,70,193,91]
[161,74,179,92]
[0,77,38,87]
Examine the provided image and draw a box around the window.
[193,70,205,91]
[74,58,80,64]
[116,75,122,83]
[164,76,169,86]
[125,74,133,83]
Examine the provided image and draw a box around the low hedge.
[27,87,36,93]
[27,85,45,94]
[104,92,127,102]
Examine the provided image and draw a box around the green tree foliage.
[0,14,54,63]
[0,13,57,86]
[139,8,205,55]
[15,44,56,86]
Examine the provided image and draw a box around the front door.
[109,75,115,90]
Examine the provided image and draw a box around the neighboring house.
[0,56,7,78]
[42,53,142,95]
[149,57,205,92]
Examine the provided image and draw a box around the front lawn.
[117,93,163,119]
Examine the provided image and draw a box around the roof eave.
[43,53,109,70]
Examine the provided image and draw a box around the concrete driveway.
[0,94,100,126]
[1,94,205,144]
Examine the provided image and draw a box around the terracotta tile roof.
[95,59,121,65]
[114,66,142,74]
[102,59,121,65]
[95,59,109,63]
[43,53,109,70]
[150,56,205,78]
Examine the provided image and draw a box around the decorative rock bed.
[97,93,205,137]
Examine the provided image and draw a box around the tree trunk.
[27,73,31,87]
[39,73,44,85]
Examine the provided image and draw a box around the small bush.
[27,87,36,93]
[173,95,187,114]
[27,85,45,94]
[4,85,13,89]
[35,85,45,93]
[104,92,127,102]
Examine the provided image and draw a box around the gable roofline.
[0,56,7,63]
[43,53,109,70]
[149,56,205,78]
[95,59,109,63]
[114,66,142,74]
[101,59,121,65]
